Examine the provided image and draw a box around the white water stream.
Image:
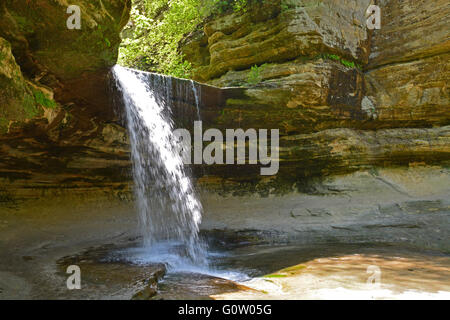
[112,65,206,266]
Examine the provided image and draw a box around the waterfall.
[112,65,206,265]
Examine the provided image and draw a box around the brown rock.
[184,0,371,82]
[368,0,450,68]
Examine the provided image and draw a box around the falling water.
[190,80,201,120]
[112,65,206,265]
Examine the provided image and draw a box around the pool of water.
[56,240,450,300]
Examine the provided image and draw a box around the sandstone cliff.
[180,0,449,192]
[0,0,448,205]
[0,0,132,206]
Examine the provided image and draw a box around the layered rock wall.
[0,1,131,206]
[180,0,450,191]
[0,0,449,205]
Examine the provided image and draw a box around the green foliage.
[280,0,289,12]
[320,53,362,70]
[118,0,202,78]
[247,63,267,85]
[32,89,57,109]
[201,0,278,17]
[92,25,112,49]
[118,0,279,78]
[232,0,249,12]
[200,0,251,16]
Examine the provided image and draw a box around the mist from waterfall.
[112,65,207,266]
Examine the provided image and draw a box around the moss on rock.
[0,37,41,127]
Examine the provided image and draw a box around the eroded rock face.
[196,126,450,196]
[0,37,39,133]
[365,0,450,126]
[181,0,377,171]
[365,54,449,126]
[182,0,449,140]
[0,0,130,80]
[183,2,372,135]
[177,0,449,193]
[368,0,450,68]
[185,0,371,81]
[207,59,366,135]
[0,1,132,205]
[0,0,130,117]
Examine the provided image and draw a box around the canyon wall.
[180,0,449,193]
[178,0,449,249]
[0,0,448,249]
[0,0,132,206]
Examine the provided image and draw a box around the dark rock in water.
[132,284,158,300]
[57,244,167,300]
[131,269,166,300]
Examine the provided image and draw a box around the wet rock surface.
[57,244,166,300]
[210,244,450,300]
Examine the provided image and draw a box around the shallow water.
[57,241,450,300]
[2,198,447,300]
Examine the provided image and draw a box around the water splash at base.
[112,65,207,266]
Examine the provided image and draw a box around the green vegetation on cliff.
[118,0,279,77]
[32,89,57,109]
[320,54,362,70]
[247,64,268,85]
[118,0,199,77]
